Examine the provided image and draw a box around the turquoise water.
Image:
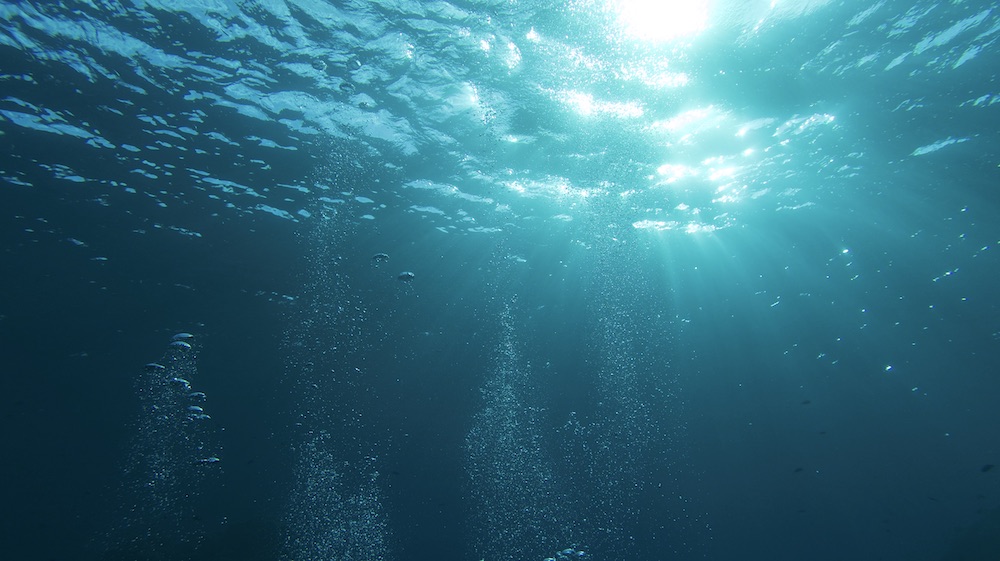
[1,1,998,560]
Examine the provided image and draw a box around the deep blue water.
[2,1,999,560]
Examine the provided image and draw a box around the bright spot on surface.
[649,106,716,133]
[559,90,644,118]
[736,117,776,137]
[613,0,710,42]
[707,166,737,181]
[565,91,596,116]
[656,163,696,183]
[685,222,717,234]
[448,82,480,112]
[618,65,690,89]
[505,41,521,68]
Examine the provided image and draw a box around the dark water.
[2,1,999,560]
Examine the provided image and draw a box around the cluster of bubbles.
[141,333,218,463]
[280,210,390,561]
[283,431,388,561]
[570,236,696,557]
[104,332,220,559]
[145,334,216,430]
[466,301,583,561]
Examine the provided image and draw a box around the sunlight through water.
[3,1,1000,560]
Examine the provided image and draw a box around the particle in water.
[398,271,415,281]
[170,340,192,350]
[372,252,389,266]
[145,362,166,370]
[172,332,194,341]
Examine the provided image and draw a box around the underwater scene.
[1,1,999,560]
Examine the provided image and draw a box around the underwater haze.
[1,0,999,560]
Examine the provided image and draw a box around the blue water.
[2,1,999,560]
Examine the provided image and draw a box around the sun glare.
[614,0,710,43]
